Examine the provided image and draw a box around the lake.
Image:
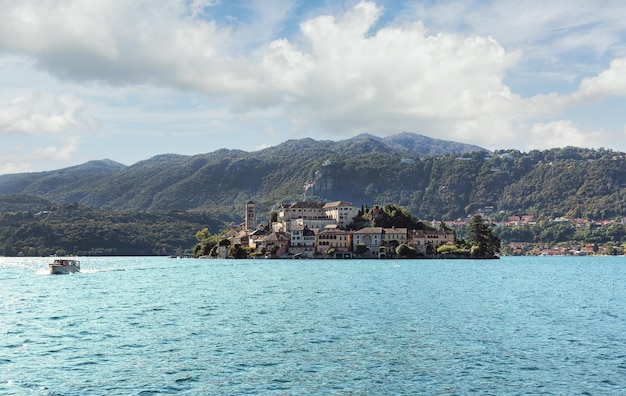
[1,256,625,395]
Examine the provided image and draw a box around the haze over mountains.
[1,132,625,222]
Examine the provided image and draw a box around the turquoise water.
[1,256,625,395]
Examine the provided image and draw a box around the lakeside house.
[316,227,352,258]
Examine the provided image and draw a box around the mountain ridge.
[3,133,625,222]
[0,132,485,216]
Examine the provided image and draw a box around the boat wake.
[84,268,127,273]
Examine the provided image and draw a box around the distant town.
[447,209,626,256]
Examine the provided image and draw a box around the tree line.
[0,204,226,256]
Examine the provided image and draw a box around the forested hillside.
[0,204,229,257]
[1,133,626,222]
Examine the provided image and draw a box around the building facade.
[289,225,317,258]
[276,201,326,231]
[352,227,384,254]
[322,201,359,228]
[316,228,352,257]
[409,229,455,252]
[382,227,408,247]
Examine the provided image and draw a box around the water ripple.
[1,256,626,395]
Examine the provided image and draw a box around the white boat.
[48,259,81,274]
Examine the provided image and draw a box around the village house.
[276,201,326,231]
[322,201,359,228]
[254,231,290,258]
[353,227,384,255]
[293,217,336,232]
[382,227,408,247]
[274,201,335,232]
[408,229,455,252]
[289,225,317,258]
[246,226,270,250]
[231,229,250,247]
[316,227,352,258]
[507,215,521,226]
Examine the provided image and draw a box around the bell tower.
[245,201,256,230]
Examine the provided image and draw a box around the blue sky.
[2,0,626,173]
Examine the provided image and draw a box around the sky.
[2,0,626,174]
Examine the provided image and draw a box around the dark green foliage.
[355,243,368,255]
[192,229,228,258]
[354,204,432,230]
[0,204,226,256]
[467,215,501,258]
[0,195,52,212]
[228,243,248,259]
[396,243,421,258]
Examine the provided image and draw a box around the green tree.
[228,243,248,259]
[355,243,368,255]
[437,244,460,255]
[396,243,419,258]
[195,228,210,241]
[193,229,226,258]
[467,215,501,258]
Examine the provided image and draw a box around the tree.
[467,215,501,258]
[228,243,248,259]
[355,243,368,255]
[396,243,419,258]
[195,228,210,241]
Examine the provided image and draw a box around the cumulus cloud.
[34,136,81,161]
[0,153,31,174]
[2,0,626,157]
[529,121,603,150]
[0,1,246,93]
[253,1,529,145]
[0,94,88,134]
[574,58,626,100]
[0,1,521,112]
[0,136,81,174]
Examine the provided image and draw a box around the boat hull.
[48,260,80,274]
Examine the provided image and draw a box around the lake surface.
[1,256,625,395]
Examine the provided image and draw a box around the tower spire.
[245,201,256,230]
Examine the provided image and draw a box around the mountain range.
[1,132,625,222]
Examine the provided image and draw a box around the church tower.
[245,201,256,230]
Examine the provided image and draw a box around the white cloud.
[188,0,220,18]
[0,149,32,174]
[404,0,626,96]
[33,136,81,161]
[0,94,88,134]
[0,1,523,122]
[0,137,81,174]
[0,0,252,94]
[254,1,526,145]
[405,1,626,58]
[1,0,626,166]
[528,121,603,150]
[574,57,626,100]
